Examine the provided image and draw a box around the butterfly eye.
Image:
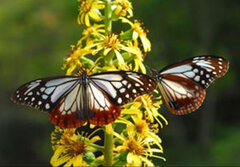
[154,55,229,115]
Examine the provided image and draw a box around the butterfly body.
[11,71,157,128]
[152,55,229,115]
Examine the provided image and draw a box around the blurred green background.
[0,0,239,166]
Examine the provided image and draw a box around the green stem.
[91,143,104,152]
[104,125,114,166]
[104,0,112,34]
[103,1,113,166]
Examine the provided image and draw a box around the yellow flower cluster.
[51,0,168,166]
[51,127,101,166]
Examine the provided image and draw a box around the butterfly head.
[81,71,88,80]
[148,67,162,81]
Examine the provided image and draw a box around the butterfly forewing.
[160,55,229,88]
[11,76,79,112]
[156,55,229,115]
[90,71,157,106]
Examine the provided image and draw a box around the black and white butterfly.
[11,71,157,128]
[151,55,229,115]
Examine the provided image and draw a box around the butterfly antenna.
[146,65,160,80]
[146,65,156,75]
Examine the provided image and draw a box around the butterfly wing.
[160,55,229,88]
[11,76,89,128]
[87,81,121,125]
[158,74,206,115]
[11,71,157,127]
[11,76,79,111]
[156,55,229,115]
[88,71,157,125]
[48,83,92,128]
[90,71,157,105]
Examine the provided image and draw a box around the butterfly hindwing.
[87,81,121,125]
[159,74,206,115]
[48,83,96,128]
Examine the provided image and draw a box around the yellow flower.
[78,24,105,46]
[62,46,93,75]
[133,46,146,73]
[116,113,163,152]
[113,0,133,18]
[87,33,138,68]
[121,18,151,52]
[115,130,165,166]
[102,64,130,71]
[125,42,146,73]
[78,0,105,26]
[136,94,168,128]
[50,127,101,167]
[121,100,142,115]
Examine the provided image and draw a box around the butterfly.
[150,55,229,115]
[11,71,157,128]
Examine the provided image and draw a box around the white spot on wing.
[122,80,127,85]
[51,81,77,103]
[60,103,64,111]
[118,98,122,104]
[45,87,55,95]
[64,84,80,111]
[135,83,140,87]
[91,74,122,81]
[40,87,45,92]
[24,83,40,95]
[193,69,199,73]
[128,75,144,85]
[42,94,48,99]
[120,88,126,93]
[185,71,195,78]
[90,83,106,107]
[72,103,77,112]
[194,76,200,82]
[196,60,215,70]
[28,92,33,96]
[92,80,117,98]
[164,79,188,95]
[161,65,192,74]
[112,82,122,89]
[45,103,50,109]
[45,78,76,87]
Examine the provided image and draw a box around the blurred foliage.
[0,0,240,166]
